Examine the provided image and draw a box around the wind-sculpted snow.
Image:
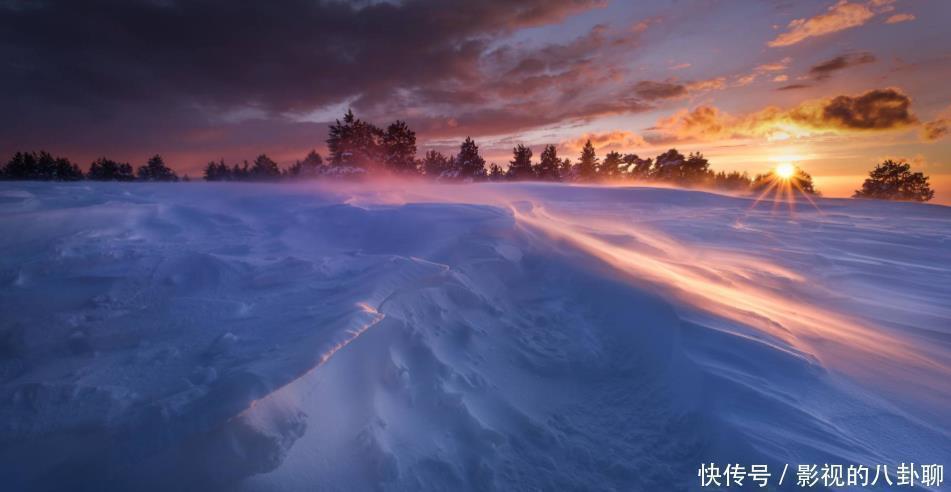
[0,182,948,491]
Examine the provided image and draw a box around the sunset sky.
[2,0,949,201]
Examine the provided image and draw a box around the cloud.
[921,120,949,141]
[777,84,812,91]
[885,13,916,24]
[632,80,687,100]
[652,88,918,142]
[561,131,647,154]
[732,57,792,87]
[756,58,793,72]
[820,88,915,129]
[686,78,727,92]
[808,52,876,80]
[773,75,789,82]
[653,106,732,142]
[0,0,610,162]
[768,1,892,47]
[413,96,653,139]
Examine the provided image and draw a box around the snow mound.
[0,181,948,491]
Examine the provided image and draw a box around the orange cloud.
[686,77,727,92]
[562,131,647,153]
[768,1,889,47]
[732,57,792,87]
[885,13,915,24]
[921,119,948,141]
[654,88,918,142]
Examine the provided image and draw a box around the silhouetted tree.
[600,151,623,179]
[136,155,178,181]
[287,150,325,179]
[203,159,232,181]
[682,152,713,184]
[507,144,534,180]
[382,120,417,174]
[652,149,686,182]
[421,150,451,177]
[576,140,598,181]
[559,158,574,179]
[2,151,83,180]
[250,154,281,180]
[232,161,251,180]
[712,170,752,190]
[2,152,37,179]
[652,150,713,185]
[488,163,505,181]
[535,145,561,181]
[89,157,134,181]
[623,154,652,180]
[327,109,383,169]
[453,137,486,181]
[854,160,934,202]
[48,153,83,180]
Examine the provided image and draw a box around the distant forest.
[0,110,935,202]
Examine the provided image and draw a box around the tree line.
[0,152,181,182]
[0,110,935,202]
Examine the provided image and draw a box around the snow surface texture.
[0,181,948,491]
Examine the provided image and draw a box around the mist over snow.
[0,181,948,491]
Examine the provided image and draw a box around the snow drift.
[0,181,948,491]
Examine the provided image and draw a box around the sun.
[775,162,795,180]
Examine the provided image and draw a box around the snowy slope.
[0,181,948,491]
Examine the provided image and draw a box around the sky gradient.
[2,0,949,201]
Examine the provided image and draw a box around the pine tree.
[560,158,574,179]
[854,160,933,201]
[19,151,84,181]
[301,150,323,176]
[652,149,686,182]
[535,145,561,181]
[326,109,382,169]
[454,137,486,181]
[90,158,135,181]
[507,144,534,180]
[422,150,451,177]
[682,152,712,184]
[623,154,652,180]
[250,154,281,180]
[577,140,598,181]
[488,163,505,181]
[232,161,251,181]
[600,151,623,179]
[203,159,233,181]
[1,152,37,179]
[382,120,418,174]
[712,170,751,190]
[137,155,178,181]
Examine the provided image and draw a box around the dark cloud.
[1,0,604,112]
[808,52,876,80]
[777,84,811,91]
[632,80,687,100]
[921,119,949,141]
[652,88,919,143]
[0,0,611,166]
[818,88,916,130]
